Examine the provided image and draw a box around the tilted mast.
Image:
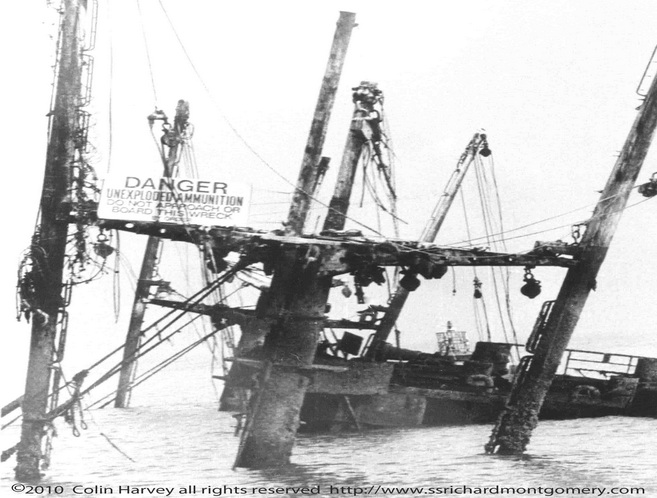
[323,81,385,232]
[486,63,657,455]
[97,13,635,471]
[232,12,357,468]
[114,101,190,408]
[286,12,357,235]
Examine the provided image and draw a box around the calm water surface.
[2,360,655,498]
[2,403,655,498]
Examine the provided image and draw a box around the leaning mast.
[233,12,357,468]
[286,12,357,234]
[114,101,190,408]
[486,63,657,455]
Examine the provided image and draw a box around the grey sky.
[2,1,656,403]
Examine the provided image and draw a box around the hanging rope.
[472,154,511,346]
[378,101,401,236]
[445,185,646,248]
[485,154,520,349]
[156,0,394,238]
[112,231,121,321]
[460,188,490,342]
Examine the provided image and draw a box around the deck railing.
[559,349,645,378]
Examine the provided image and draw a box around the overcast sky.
[2,1,656,403]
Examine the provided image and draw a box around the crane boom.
[366,132,489,357]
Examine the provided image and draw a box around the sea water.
[2,360,655,498]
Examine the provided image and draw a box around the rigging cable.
[112,231,121,321]
[64,264,242,409]
[200,245,238,385]
[445,185,644,248]
[382,186,656,271]
[4,262,247,430]
[105,0,114,174]
[90,314,206,409]
[452,191,653,250]
[131,327,220,392]
[474,156,509,343]
[136,0,159,108]
[378,101,401,238]
[459,188,490,342]
[484,153,520,350]
[472,154,511,346]
[156,0,392,238]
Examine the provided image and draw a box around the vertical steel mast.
[15,0,83,482]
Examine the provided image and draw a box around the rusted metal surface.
[486,67,657,455]
[355,393,427,428]
[233,246,332,468]
[149,299,383,331]
[16,0,82,482]
[2,396,23,418]
[98,220,578,272]
[287,12,357,235]
[323,82,379,232]
[307,362,393,395]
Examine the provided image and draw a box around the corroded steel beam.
[99,220,577,274]
[148,299,379,330]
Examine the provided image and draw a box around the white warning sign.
[98,175,251,226]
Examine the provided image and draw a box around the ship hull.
[296,347,657,432]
